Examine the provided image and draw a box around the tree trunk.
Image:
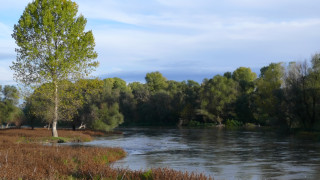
[52,82,59,137]
[177,118,183,127]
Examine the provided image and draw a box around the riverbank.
[0,128,212,179]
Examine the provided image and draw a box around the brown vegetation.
[0,128,93,143]
[0,128,212,179]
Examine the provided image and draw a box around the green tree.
[74,79,103,129]
[232,67,257,94]
[223,72,232,79]
[128,82,150,124]
[129,82,150,103]
[2,86,20,105]
[254,63,285,125]
[199,75,238,125]
[144,91,173,125]
[284,54,320,129]
[305,54,320,129]
[75,78,124,131]
[25,83,55,127]
[166,80,186,124]
[58,80,84,126]
[0,86,21,128]
[284,61,308,128]
[89,103,124,131]
[180,80,201,124]
[104,78,135,125]
[232,67,257,123]
[11,0,98,137]
[145,71,168,93]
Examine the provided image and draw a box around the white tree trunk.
[52,82,59,137]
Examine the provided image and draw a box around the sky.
[0,0,320,84]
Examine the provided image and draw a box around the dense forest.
[1,53,320,131]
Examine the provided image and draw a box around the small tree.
[0,85,21,128]
[11,0,98,137]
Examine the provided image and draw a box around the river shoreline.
[0,128,212,179]
[85,127,320,180]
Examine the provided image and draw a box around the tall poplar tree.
[11,0,98,137]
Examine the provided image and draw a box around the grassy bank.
[0,128,212,180]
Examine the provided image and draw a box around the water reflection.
[76,128,320,180]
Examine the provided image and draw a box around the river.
[74,127,320,180]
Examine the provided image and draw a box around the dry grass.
[0,128,93,143]
[0,143,125,179]
[0,128,213,180]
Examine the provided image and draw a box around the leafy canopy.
[11,0,98,86]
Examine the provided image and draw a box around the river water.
[77,127,320,180]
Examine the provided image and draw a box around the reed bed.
[0,128,213,180]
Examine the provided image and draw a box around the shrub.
[225,119,243,128]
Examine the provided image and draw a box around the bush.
[225,119,243,128]
[188,120,202,127]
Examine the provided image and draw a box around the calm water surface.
[78,128,320,180]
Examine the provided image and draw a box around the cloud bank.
[0,0,319,84]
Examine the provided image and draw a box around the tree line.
[2,53,320,131]
[6,0,320,135]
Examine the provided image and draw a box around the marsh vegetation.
[0,128,212,179]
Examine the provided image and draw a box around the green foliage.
[141,169,153,180]
[59,80,84,122]
[19,52,320,131]
[232,67,257,123]
[254,63,285,125]
[2,86,20,105]
[199,75,238,124]
[245,123,258,129]
[141,91,174,125]
[90,103,124,132]
[188,120,202,127]
[0,85,23,127]
[223,72,232,79]
[50,137,70,143]
[24,83,55,125]
[11,0,98,137]
[145,71,168,93]
[129,82,150,105]
[75,78,125,131]
[232,67,257,94]
[11,0,98,85]
[23,78,125,132]
[283,54,320,130]
[225,119,243,128]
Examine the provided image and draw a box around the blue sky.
[1,0,320,84]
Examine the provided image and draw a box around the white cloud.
[155,0,212,8]
[1,0,320,82]
[0,22,12,37]
[225,0,318,9]
[0,1,28,10]
[77,0,142,25]
[0,60,14,85]
[92,16,320,54]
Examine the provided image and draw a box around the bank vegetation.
[0,128,212,179]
